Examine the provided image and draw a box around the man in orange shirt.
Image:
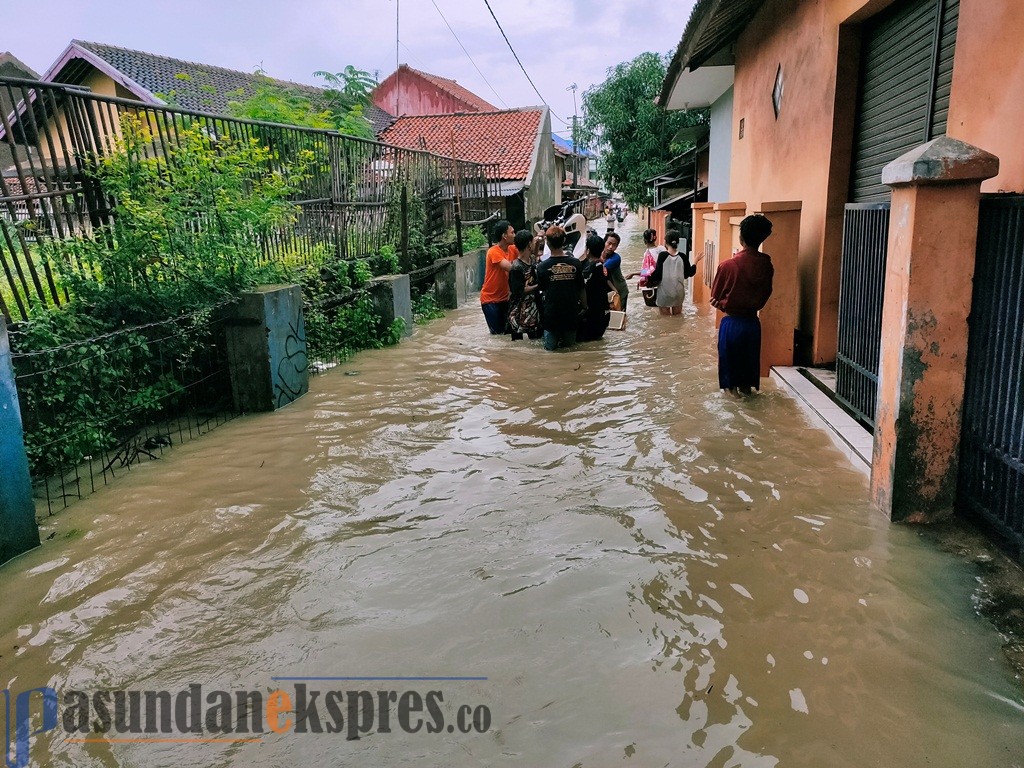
[480,219,517,334]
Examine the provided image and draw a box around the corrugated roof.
[379,109,543,181]
[58,41,394,134]
[552,133,595,158]
[400,65,497,112]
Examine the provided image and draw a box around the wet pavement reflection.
[1,214,1023,766]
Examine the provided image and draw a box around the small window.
[739,117,745,139]
[772,64,784,119]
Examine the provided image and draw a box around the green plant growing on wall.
[412,289,445,325]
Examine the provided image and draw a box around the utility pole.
[567,83,579,190]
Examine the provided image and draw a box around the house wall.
[726,0,1024,363]
[525,111,558,223]
[947,0,1024,193]
[708,86,733,201]
[729,0,853,363]
[42,69,142,164]
[372,72,475,117]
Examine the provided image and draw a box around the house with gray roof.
[39,40,395,135]
[0,52,40,168]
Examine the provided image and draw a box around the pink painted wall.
[373,70,479,117]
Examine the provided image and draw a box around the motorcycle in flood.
[533,202,588,259]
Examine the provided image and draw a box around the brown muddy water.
[1,217,1023,767]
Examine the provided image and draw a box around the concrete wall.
[947,0,1024,193]
[225,285,309,412]
[454,247,487,305]
[525,110,559,223]
[708,86,734,202]
[0,317,40,565]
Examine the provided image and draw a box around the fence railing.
[8,304,238,513]
[958,194,1024,558]
[835,202,890,430]
[0,76,500,321]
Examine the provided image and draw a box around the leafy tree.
[229,67,377,139]
[578,52,708,208]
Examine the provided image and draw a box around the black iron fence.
[958,195,1024,558]
[836,202,890,430]
[0,76,499,511]
[0,76,499,321]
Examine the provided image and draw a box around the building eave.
[659,0,763,110]
[42,41,163,104]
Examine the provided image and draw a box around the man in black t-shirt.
[535,225,585,351]
[578,234,611,342]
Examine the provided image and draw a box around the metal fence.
[835,202,890,430]
[0,76,499,321]
[8,304,237,513]
[958,195,1024,558]
[0,76,500,511]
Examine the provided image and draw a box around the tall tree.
[578,52,707,208]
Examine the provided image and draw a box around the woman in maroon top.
[710,215,774,395]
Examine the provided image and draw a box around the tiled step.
[771,366,872,475]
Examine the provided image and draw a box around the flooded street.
[2,215,1023,767]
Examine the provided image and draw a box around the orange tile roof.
[404,66,497,112]
[379,109,543,180]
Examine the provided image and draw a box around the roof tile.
[66,41,394,133]
[379,109,543,180]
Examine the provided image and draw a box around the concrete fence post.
[756,201,801,376]
[369,274,413,337]
[0,316,40,566]
[454,247,486,307]
[433,258,458,310]
[224,284,309,413]
[871,136,999,522]
[711,202,747,328]
[690,202,715,306]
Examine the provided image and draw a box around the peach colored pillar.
[649,210,668,249]
[690,202,715,305]
[871,137,998,522]
[757,202,801,376]
[711,203,745,328]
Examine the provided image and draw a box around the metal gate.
[836,203,890,429]
[958,196,1024,557]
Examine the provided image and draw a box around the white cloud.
[6,0,696,132]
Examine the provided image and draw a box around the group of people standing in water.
[479,213,775,395]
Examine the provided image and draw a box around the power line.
[429,0,508,108]
[481,0,568,126]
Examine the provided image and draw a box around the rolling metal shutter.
[850,0,959,203]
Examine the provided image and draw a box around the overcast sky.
[4,0,695,140]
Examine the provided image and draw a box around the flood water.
[2,215,1023,767]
